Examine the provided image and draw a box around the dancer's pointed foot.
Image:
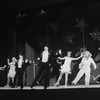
[85,84,89,87]
[71,82,76,85]
[5,85,10,87]
[96,81,100,84]
[54,83,59,87]
[30,85,34,88]
[64,84,68,87]
[30,82,36,88]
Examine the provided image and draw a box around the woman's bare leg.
[65,72,68,86]
[54,72,64,86]
[12,77,14,84]
[6,75,10,87]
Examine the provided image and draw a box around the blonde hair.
[84,51,92,57]
[67,51,72,55]
[12,57,17,61]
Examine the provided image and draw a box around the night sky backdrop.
[0,0,100,64]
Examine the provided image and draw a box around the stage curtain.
[25,42,36,86]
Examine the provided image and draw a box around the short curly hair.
[84,51,92,57]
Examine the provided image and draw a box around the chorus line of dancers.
[0,45,99,89]
[30,46,98,89]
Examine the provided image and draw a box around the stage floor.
[1,85,100,99]
[0,84,100,90]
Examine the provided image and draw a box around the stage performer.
[48,49,63,82]
[72,51,97,86]
[5,57,17,87]
[54,51,82,86]
[14,54,29,89]
[31,46,50,89]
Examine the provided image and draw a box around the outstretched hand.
[0,65,6,71]
[81,52,84,57]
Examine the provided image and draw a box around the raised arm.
[71,53,83,61]
[58,56,66,60]
[0,65,7,70]
[72,55,82,61]
[7,59,11,69]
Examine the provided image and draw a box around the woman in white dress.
[5,57,17,87]
[54,51,82,86]
[72,51,97,86]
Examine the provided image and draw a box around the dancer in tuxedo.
[48,49,63,82]
[23,59,32,86]
[14,54,24,89]
[14,54,30,89]
[14,54,32,89]
[54,51,82,86]
[72,51,97,86]
[31,46,50,89]
[5,57,17,87]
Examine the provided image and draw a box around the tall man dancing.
[54,51,82,86]
[31,46,50,89]
[72,51,97,86]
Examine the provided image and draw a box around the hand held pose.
[0,65,7,71]
[54,51,82,87]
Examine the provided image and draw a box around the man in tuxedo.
[31,46,50,89]
[14,54,31,89]
[48,49,62,82]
